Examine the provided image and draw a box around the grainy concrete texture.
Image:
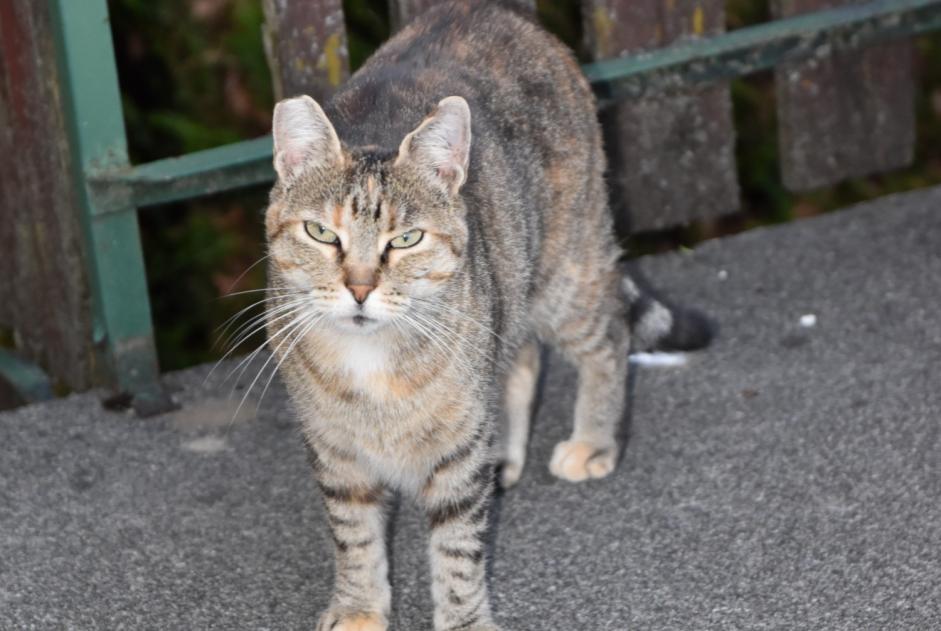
[2,187,939,630]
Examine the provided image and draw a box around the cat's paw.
[316,610,387,631]
[498,459,523,489]
[549,440,616,482]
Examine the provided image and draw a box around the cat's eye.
[304,222,339,245]
[388,229,424,249]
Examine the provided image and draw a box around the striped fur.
[621,272,714,352]
[263,3,709,629]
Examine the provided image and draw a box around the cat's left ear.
[272,95,343,183]
[395,96,471,197]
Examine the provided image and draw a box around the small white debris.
[182,435,228,454]
[717,269,728,281]
[629,352,688,368]
[799,314,817,328]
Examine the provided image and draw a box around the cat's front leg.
[419,434,502,631]
[309,442,392,631]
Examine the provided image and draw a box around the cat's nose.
[347,284,375,304]
[345,265,377,304]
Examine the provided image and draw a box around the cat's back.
[326,0,596,158]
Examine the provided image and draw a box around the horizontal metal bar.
[88,136,274,213]
[584,0,941,102]
[88,0,941,212]
[0,349,55,406]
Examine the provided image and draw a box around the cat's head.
[265,95,471,334]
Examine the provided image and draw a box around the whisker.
[230,311,319,424]
[206,298,312,384]
[213,293,307,350]
[409,308,468,343]
[219,297,311,353]
[399,312,477,379]
[224,307,315,386]
[210,304,312,387]
[254,314,325,414]
[214,291,306,332]
[218,287,298,299]
[414,297,509,346]
[407,306,498,372]
[407,310,467,351]
[225,254,271,293]
[225,310,316,408]
[397,315,456,373]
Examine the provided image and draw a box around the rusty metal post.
[583,0,740,233]
[773,0,916,191]
[0,0,93,391]
[262,0,351,101]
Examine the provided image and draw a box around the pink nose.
[347,284,374,304]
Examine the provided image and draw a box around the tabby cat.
[264,2,709,629]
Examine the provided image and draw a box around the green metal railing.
[0,349,54,407]
[8,0,938,413]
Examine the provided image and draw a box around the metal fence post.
[49,0,172,415]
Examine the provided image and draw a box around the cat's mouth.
[331,308,385,334]
[330,314,381,335]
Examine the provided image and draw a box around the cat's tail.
[621,269,715,352]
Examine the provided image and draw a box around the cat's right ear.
[272,95,343,183]
[395,96,471,197]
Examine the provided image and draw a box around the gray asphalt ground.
[2,187,940,630]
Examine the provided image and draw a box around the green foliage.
[110,0,274,369]
[110,0,273,161]
[537,0,584,59]
[344,0,391,70]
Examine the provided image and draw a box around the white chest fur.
[336,335,389,387]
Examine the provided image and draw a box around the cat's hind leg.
[498,340,541,488]
[546,278,630,483]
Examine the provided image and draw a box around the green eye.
[388,229,424,249]
[304,222,339,245]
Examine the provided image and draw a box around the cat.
[263,2,710,629]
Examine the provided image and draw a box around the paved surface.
[3,187,941,630]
